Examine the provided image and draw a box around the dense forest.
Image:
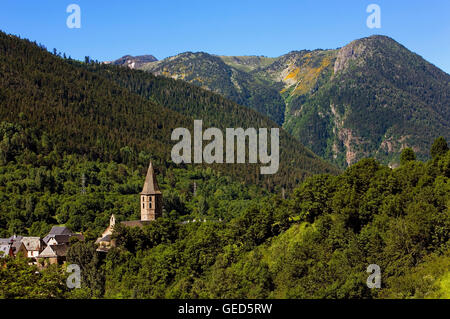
[1,137,449,298]
[141,52,286,125]
[0,31,338,193]
[0,31,449,299]
[134,35,450,168]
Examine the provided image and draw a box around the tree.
[400,147,416,165]
[66,241,105,297]
[430,137,449,158]
[0,256,67,298]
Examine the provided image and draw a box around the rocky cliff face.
[107,55,158,69]
[333,40,366,74]
[284,35,450,167]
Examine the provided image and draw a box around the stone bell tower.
[140,161,162,221]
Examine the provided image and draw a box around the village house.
[21,237,44,259]
[37,226,84,265]
[96,161,163,252]
[1,163,160,261]
[0,226,83,267]
[0,243,13,258]
[0,235,26,257]
[38,244,69,265]
[43,226,74,244]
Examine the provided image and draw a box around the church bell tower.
[140,161,162,221]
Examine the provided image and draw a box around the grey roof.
[52,244,68,257]
[48,226,73,236]
[100,234,111,242]
[0,244,12,258]
[9,235,23,242]
[38,244,68,258]
[141,161,161,195]
[21,237,43,251]
[53,235,71,244]
[43,227,73,244]
[7,235,24,252]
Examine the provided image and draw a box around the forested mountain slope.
[280,36,450,168]
[132,35,450,168]
[141,52,286,125]
[0,31,338,192]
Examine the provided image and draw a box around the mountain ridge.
[0,30,339,191]
[105,54,158,69]
[119,35,449,168]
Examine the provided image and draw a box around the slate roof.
[72,234,85,242]
[0,244,12,258]
[49,226,73,236]
[43,226,74,244]
[9,235,23,242]
[38,245,56,258]
[38,244,68,258]
[21,237,43,251]
[8,235,24,253]
[141,161,161,195]
[100,234,111,242]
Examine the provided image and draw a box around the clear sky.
[1,0,449,73]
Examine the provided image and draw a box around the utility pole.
[81,173,86,194]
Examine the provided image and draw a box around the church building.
[96,161,162,251]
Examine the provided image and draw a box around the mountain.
[140,52,286,125]
[131,36,450,168]
[1,31,449,300]
[0,31,338,191]
[105,54,158,69]
[278,36,450,167]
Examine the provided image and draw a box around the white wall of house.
[27,250,40,258]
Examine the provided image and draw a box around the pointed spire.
[141,161,161,194]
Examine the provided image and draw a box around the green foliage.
[96,149,448,299]
[282,36,450,168]
[400,147,416,165]
[141,52,285,125]
[0,32,448,299]
[431,136,449,158]
[0,31,338,192]
[1,135,448,300]
[0,256,68,298]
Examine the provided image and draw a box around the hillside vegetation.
[2,138,448,299]
[134,35,450,168]
[0,31,448,300]
[141,52,286,125]
[0,31,338,193]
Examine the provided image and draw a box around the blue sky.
[1,0,449,73]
